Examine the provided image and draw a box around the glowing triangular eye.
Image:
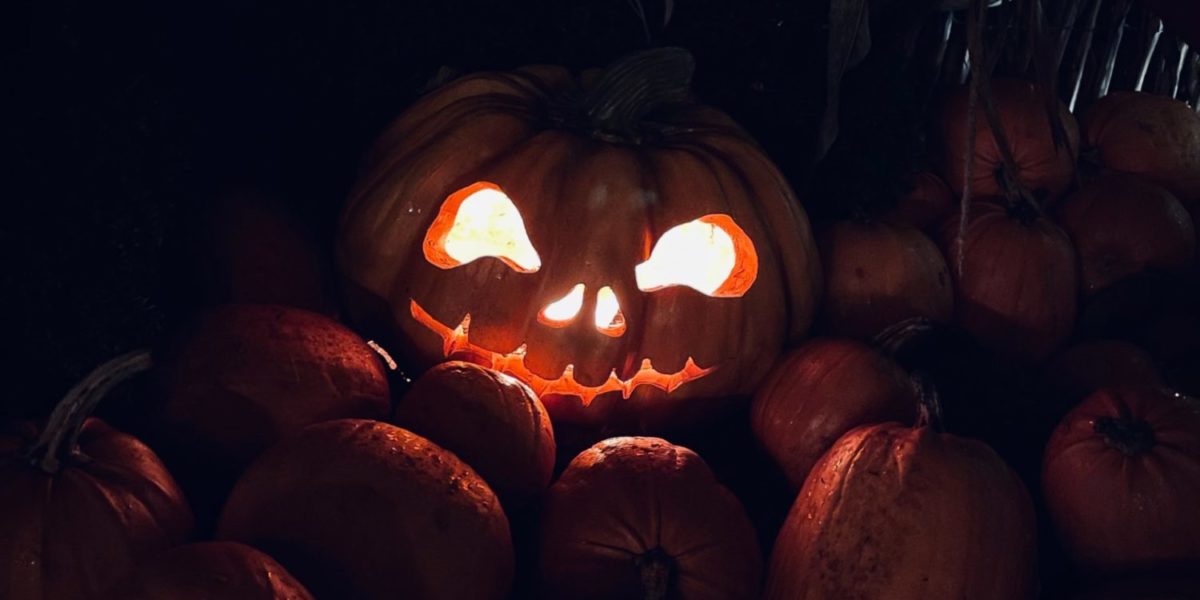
[423,182,541,272]
[635,214,758,297]
[594,286,626,337]
[539,284,585,327]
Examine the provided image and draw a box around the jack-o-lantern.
[338,48,821,431]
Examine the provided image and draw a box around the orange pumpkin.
[1082,92,1200,209]
[1043,387,1200,572]
[940,79,1079,202]
[157,304,390,473]
[392,361,555,506]
[750,337,917,489]
[765,421,1036,599]
[939,198,1078,363]
[0,353,193,600]
[106,542,313,600]
[539,436,762,599]
[1055,174,1195,297]
[218,419,513,600]
[816,220,952,339]
[884,171,955,232]
[336,48,821,432]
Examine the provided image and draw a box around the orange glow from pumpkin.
[423,182,541,272]
[538,283,585,327]
[635,214,758,297]
[410,299,714,405]
[593,286,626,337]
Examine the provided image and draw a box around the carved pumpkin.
[750,337,917,489]
[940,79,1079,201]
[765,421,1037,599]
[157,304,390,475]
[1042,387,1200,572]
[106,542,313,600]
[217,419,513,600]
[1082,91,1200,209]
[392,360,555,506]
[0,353,193,600]
[939,198,1078,363]
[884,171,955,232]
[1055,174,1195,298]
[539,436,761,599]
[816,220,952,339]
[336,48,821,432]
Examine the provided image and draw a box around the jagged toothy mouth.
[409,299,715,406]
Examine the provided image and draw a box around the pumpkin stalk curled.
[25,349,152,474]
[578,47,695,139]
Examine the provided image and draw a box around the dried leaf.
[816,0,872,162]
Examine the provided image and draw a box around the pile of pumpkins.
[3,48,1200,600]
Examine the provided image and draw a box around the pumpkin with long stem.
[764,380,1037,600]
[0,351,193,600]
[1042,386,1200,572]
[337,47,821,433]
[538,436,762,600]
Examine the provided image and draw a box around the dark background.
[4,0,874,419]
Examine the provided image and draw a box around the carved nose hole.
[538,283,585,328]
[594,286,626,337]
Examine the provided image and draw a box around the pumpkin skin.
[217,419,513,600]
[765,422,1037,600]
[0,419,193,600]
[1055,174,1195,298]
[939,198,1078,363]
[539,436,761,600]
[392,360,555,506]
[106,542,313,600]
[1042,387,1200,572]
[1046,340,1163,402]
[884,171,955,232]
[1082,91,1200,208]
[157,304,390,472]
[750,338,917,489]
[941,79,1079,201]
[336,56,821,433]
[816,220,953,339]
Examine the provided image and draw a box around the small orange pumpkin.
[939,198,1078,363]
[1082,91,1200,209]
[940,79,1079,201]
[1056,173,1195,297]
[884,171,955,232]
[106,542,313,600]
[816,219,953,339]
[539,436,762,599]
[392,361,555,506]
[218,419,514,600]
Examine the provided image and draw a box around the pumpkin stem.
[1094,416,1157,456]
[26,350,153,474]
[635,548,674,600]
[872,316,938,358]
[912,372,945,433]
[578,47,695,140]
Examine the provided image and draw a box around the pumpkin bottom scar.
[409,299,715,406]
